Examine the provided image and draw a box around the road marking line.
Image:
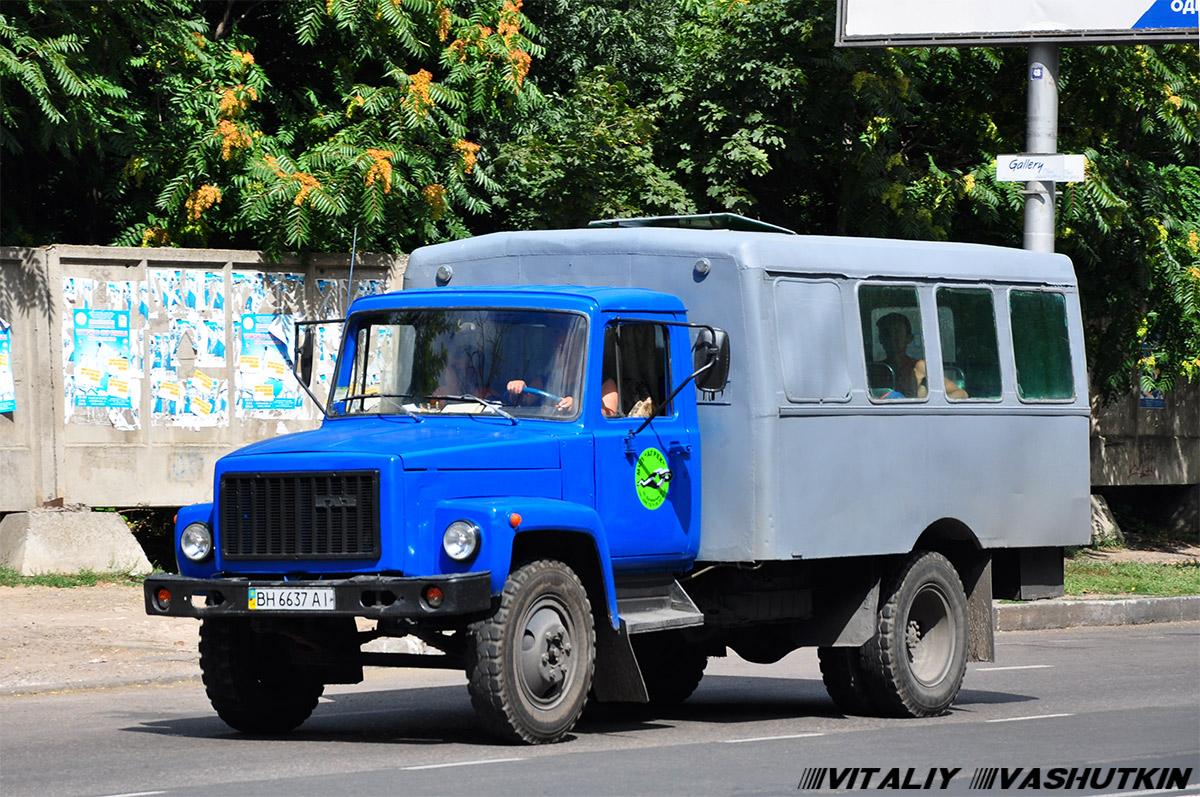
[722,732,825,744]
[1102,789,1200,797]
[977,664,1054,671]
[985,713,1074,723]
[401,757,525,771]
[97,792,167,797]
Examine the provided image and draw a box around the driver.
[506,323,581,412]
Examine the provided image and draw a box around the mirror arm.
[627,359,713,439]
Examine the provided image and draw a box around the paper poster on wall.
[237,313,303,414]
[0,320,15,412]
[71,309,132,408]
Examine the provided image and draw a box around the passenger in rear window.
[876,313,967,399]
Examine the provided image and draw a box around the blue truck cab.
[146,217,1091,744]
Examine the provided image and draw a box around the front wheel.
[860,551,969,717]
[467,560,595,744]
[199,618,325,733]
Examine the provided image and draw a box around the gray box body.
[405,228,1092,564]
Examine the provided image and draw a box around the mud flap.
[591,619,649,703]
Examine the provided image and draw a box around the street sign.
[837,0,1198,46]
[996,154,1086,183]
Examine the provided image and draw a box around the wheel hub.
[519,604,574,704]
[905,585,954,687]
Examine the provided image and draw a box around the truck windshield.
[329,308,588,420]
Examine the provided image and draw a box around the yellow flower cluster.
[141,226,171,247]
[406,69,434,117]
[231,50,255,67]
[422,183,447,219]
[508,49,532,87]
[365,149,394,193]
[265,156,322,207]
[294,173,320,206]
[219,84,258,117]
[455,140,481,174]
[437,7,452,42]
[498,0,522,43]
[962,173,976,194]
[1188,231,1198,254]
[184,185,223,221]
[216,119,253,160]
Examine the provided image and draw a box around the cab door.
[592,318,698,565]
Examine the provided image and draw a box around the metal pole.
[1023,43,1060,253]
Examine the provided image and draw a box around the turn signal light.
[154,588,172,611]
[509,512,522,529]
[424,585,444,609]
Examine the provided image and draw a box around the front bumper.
[144,572,494,619]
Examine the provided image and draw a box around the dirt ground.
[0,584,201,694]
[1076,542,1200,565]
[1,544,1195,695]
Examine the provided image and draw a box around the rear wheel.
[860,551,969,717]
[199,618,325,733]
[817,646,873,716]
[467,560,595,743]
[632,631,708,705]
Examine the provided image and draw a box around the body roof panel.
[407,228,1077,287]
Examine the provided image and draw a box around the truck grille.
[219,471,381,560]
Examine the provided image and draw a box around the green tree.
[490,66,692,229]
[0,0,541,253]
[652,0,1198,399]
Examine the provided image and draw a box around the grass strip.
[0,567,147,588]
[1064,558,1200,597]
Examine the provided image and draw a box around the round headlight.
[443,520,480,562]
[181,522,213,562]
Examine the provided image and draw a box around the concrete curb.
[994,596,1200,632]
[0,672,200,697]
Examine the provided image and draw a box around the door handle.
[667,440,691,456]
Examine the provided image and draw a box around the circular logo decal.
[634,447,670,510]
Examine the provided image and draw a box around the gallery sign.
[995,154,1086,182]
[837,0,1198,46]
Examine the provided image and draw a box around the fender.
[175,503,216,579]
[433,496,619,630]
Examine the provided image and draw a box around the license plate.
[248,587,335,611]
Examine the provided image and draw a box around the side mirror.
[298,329,315,387]
[692,327,729,392]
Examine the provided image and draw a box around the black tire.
[632,631,708,705]
[467,560,595,744]
[860,551,969,718]
[199,618,324,733]
[817,646,874,716]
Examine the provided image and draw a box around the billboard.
[837,0,1198,46]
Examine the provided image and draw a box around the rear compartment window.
[773,280,851,402]
[859,285,928,402]
[936,288,1002,400]
[1010,290,1074,401]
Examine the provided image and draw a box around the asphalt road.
[2,623,1197,797]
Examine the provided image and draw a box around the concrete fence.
[0,245,404,512]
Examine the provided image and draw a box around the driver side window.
[602,323,670,419]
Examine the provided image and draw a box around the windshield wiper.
[428,394,517,424]
[334,392,423,421]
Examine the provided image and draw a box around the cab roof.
[350,284,686,315]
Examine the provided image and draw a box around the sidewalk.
[1,584,1197,697]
